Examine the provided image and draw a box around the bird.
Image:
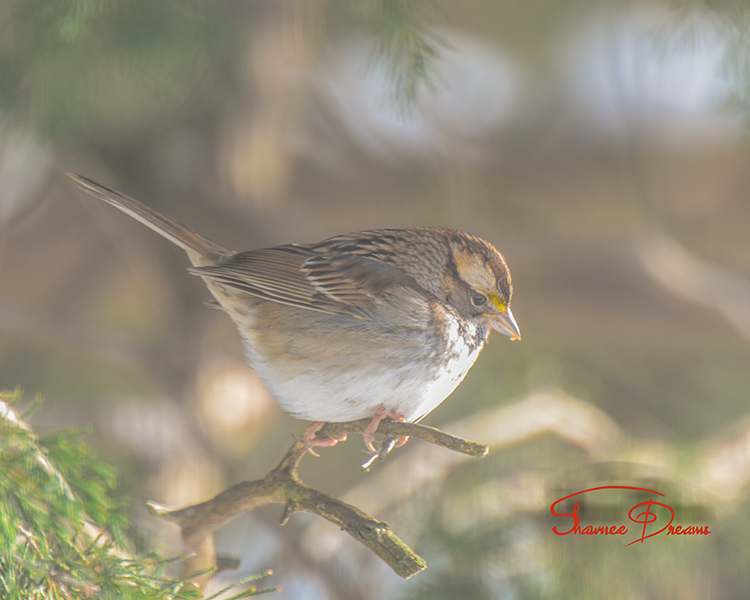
[69,173,520,454]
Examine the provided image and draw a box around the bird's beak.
[489,307,521,341]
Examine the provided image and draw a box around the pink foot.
[362,408,405,453]
[394,435,409,448]
[300,421,347,456]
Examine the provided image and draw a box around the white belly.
[207,279,488,424]
[246,313,485,423]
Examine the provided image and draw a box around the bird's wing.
[190,243,419,315]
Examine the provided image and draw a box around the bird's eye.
[472,293,488,306]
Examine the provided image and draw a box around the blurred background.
[2,0,750,597]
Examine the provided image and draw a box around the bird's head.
[447,232,520,341]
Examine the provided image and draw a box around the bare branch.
[147,418,489,579]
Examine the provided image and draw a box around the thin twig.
[147,418,489,579]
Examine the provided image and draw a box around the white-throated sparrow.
[70,174,520,452]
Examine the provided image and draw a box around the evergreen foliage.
[0,389,275,600]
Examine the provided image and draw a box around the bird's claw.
[296,421,347,456]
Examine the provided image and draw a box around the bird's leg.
[300,421,347,456]
[362,408,406,453]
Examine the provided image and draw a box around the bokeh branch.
[636,231,750,342]
[148,418,489,579]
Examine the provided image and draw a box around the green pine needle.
[0,390,275,599]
